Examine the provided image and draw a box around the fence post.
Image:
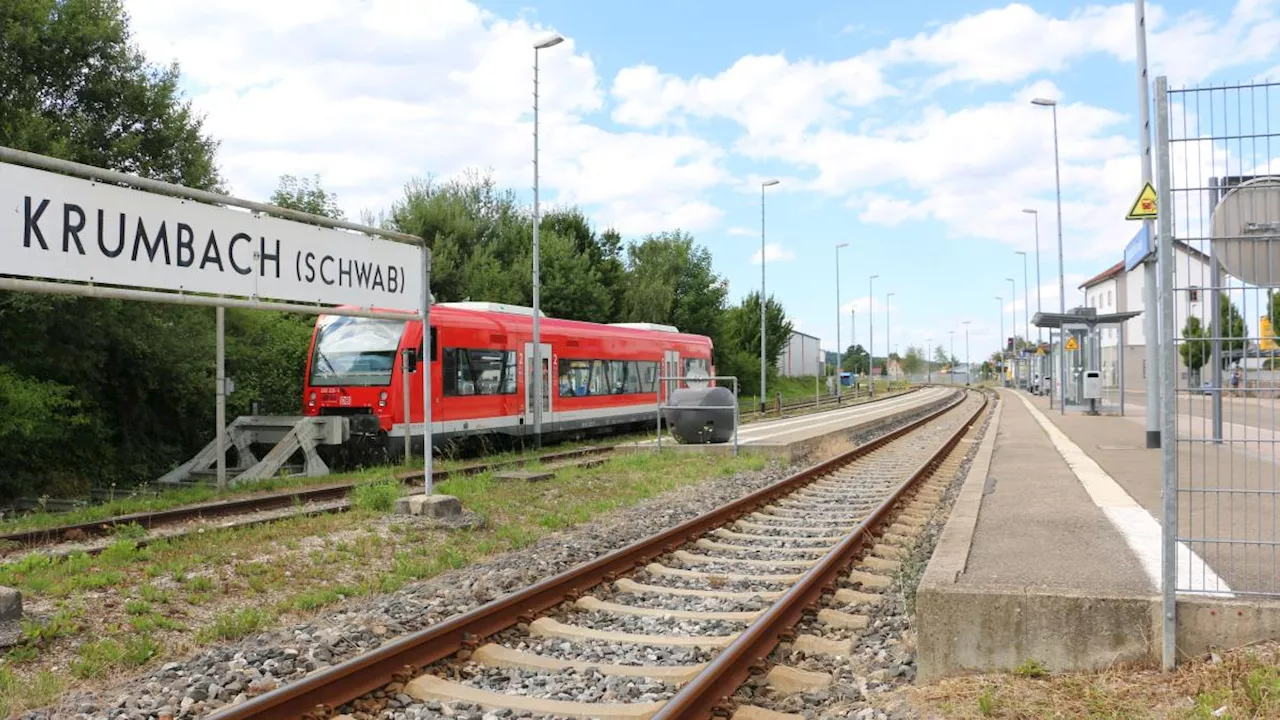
[1155,74,1177,672]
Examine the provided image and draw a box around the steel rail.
[0,447,611,549]
[652,391,988,719]
[212,390,966,720]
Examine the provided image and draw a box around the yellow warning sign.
[1065,336,1080,351]
[1126,182,1158,220]
[1036,347,1046,356]
[1262,315,1278,351]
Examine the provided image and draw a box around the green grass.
[351,480,401,512]
[0,667,63,718]
[197,607,272,643]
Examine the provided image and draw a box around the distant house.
[778,331,822,377]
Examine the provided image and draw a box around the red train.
[302,302,715,456]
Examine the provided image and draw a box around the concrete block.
[394,494,462,518]
[0,587,20,621]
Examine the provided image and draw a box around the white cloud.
[123,0,728,234]
[750,243,796,264]
[611,55,896,138]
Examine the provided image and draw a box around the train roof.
[329,302,713,346]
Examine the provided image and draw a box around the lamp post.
[850,307,856,396]
[949,330,955,386]
[1021,208,1042,344]
[886,291,895,385]
[963,321,971,386]
[1007,277,1017,386]
[760,179,780,411]
[1032,97,1067,415]
[835,242,848,403]
[1015,251,1030,341]
[869,275,879,397]
[531,33,564,447]
[996,296,1004,385]
[926,337,932,384]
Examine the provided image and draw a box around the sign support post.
[1135,0,1162,448]
[216,306,227,490]
[422,247,433,496]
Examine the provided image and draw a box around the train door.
[523,342,553,429]
[663,350,681,400]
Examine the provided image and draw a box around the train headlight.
[308,391,317,408]
[378,390,388,407]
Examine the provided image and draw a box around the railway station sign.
[2,162,424,312]
[1124,224,1154,272]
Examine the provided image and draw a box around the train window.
[430,328,438,361]
[624,361,641,394]
[589,360,611,395]
[683,358,709,381]
[443,348,516,396]
[559,359,592,397]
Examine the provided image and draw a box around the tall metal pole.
[1023,209,1042,345]
[215,306,226,490]
[996,297,1004,384]
[1136,0,1161,448]
[531,39,558,447]
[1155,74,1177,671]
[1008,277,1017,385]
[1018,251,1030,386]
[1052,104,1066,414]
[926,336,933,384]
[869,275,878,397]
[421,248,434,495]
[886,291,895,384]
[949,330,955,386]
[963,321,971,386]
[760,179,779,412]
[835,242,848,403]
[851,307,856,395]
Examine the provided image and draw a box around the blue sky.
[126,0,1280,363]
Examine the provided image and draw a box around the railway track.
[0,446,613,554]
[213,388,987,720]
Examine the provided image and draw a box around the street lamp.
[996,296,1004,385]
[530,32,564,446]
[926,337,933,384]
[1006,277,1017,386]
[949,330,955,386]
[760,178,780,412]
[1021,208,1042,344]
[869,274,879,397]
[886,291,895,384]
[1031,97,1067,414]
[962,321,971,386]
[1015,251,1030,343]
[835,242,848,403]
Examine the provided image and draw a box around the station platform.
[619,386,960,464]
[917,389,1280,680]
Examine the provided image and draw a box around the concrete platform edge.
[916,390,1280,681]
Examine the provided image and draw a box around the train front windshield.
[309,315,407,387]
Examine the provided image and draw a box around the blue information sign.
[1124,224,1153,272]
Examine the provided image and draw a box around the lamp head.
[762,179,780,187]
[836,242,849,249]
[534,34,565,49]
[1031,97,1057,106]
[1021,208,1037,214]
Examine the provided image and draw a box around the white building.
[777,330,822,377]
[1078,240,1217,390]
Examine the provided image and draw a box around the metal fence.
[1157,76,1280,661]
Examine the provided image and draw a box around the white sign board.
[1,162,423,312]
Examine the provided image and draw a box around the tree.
[933,344,955,367]
[0,0,224,497]
[842,344,869,375]
[902,346,925,376]
[270,174,345,219]
[715,292,794,397]
[1180,316,1210,372]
